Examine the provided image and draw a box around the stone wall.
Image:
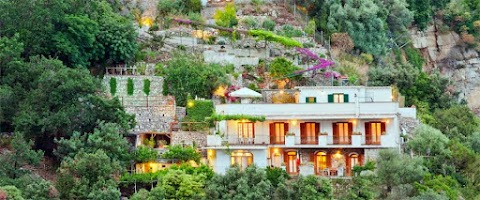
[171,131,208,147]
[126,106,176,133]
[103,75,164,97]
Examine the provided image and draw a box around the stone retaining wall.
[171,131,208,147]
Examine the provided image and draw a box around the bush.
[109,77,117,96]
[134,146,158,163]
[266,167,289,187]
[143,79,151,96]
[262,18,276,31]
[404,46,424,69]
[279,25,303,37]
[242,17,258,29]
[127,78,134,96]
[161,145,201,163]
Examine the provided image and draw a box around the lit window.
[238,122,254,138]
[306,97,317,103]
[231,150,253,170]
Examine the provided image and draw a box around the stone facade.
[171,131,208,147]
[126,106,176,133]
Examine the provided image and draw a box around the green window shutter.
[313,97,317,103]
[305,97,309,103]
[328,94,333,103]
[344,94,349,103]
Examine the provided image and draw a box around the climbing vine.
[109,77,117,96]
[127,78,134,96]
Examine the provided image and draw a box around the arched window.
[231,150,253,170]
[350,153,359,169]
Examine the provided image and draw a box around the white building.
[206,86,416,176]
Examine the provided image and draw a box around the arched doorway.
[284,151,298,174]
[231,150,253,170]
[315,151,328,175]
[347,153,359,176]
[331,151,345,176]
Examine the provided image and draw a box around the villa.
[206,86,416,176]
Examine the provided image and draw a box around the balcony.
[215,102,399,119]
[364,135,381,145]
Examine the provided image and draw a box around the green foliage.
[343,176,376,200]
[56,150,122,200]
[214,3,238,28]
[249,30,303,47]
[162,145,201,163]
[242,17,259,29]
[415,174,460,200]
[269,57,302,79]
[120,170,168,184]
[430,105,479,140]
[406,0,432,30]
[209,113,266,122]
[186,100,214,122]
[404,46,425,69]
[22,178,58,200]
[162,54,229,107]
[467,132,480,153]
[262,18,276,31]
[0,133,43,179]
[54,122,131,166]
[127,78,134,95]
[0,1,137,68]
[0,185,24,200]
[289,175,333,200]
[327,0,388,56]
[157,0,202,17]
[143,79,151,96]
[1,57,134,152]
[305,20,316,36]
[352,160,376,176]
[376,150,428,198]
[279,24,304,37]
[109,77,117,96]
[408,125,450,156]
[134,146,159,163]
[265,167,289,187]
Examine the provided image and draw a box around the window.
[270,122,288,144]
[238,122,254,138]
[333,122,352,144]
[350,153,359,169]
[316,152,328,174]
[365,122,385,145]
[328,93,349,103]
[300,122,319,144]
[231,150,253,170]
[306,97,317,103]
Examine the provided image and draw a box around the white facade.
[206,86,416,175]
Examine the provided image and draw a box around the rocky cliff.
[410,26,480,113]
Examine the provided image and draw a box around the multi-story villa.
[206,86,416,176]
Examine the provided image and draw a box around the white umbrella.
[230,87,262,98]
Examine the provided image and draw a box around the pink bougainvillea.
[294,48,335,75]
[224,85,241,102]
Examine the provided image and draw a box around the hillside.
[0,0,480,200]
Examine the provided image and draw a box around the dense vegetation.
[1,0,480,199]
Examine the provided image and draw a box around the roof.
[230,87,262,98]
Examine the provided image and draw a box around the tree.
[56,150,122,200]
[305,20,317,36]
[327,0,388,56]
[214,3,238,28]
[343,176,376,200]
[377,0,414,34]
[205,165,274,200]
[54,122,131,166]
[0,185,24,200]
[162,145,201,163]
[269,57,302,82]
[290,175,333,200]
[0,133,43,180]
[162,54,229,107]
[430,105,479,140]
[376,150,427,198]
[9,58,134,153]
[133,146,159,163]
[408,125,450,157]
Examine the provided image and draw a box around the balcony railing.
[270,136,285,144]
[364,135,381,145]
[226,135,270,145]
[300,136,319,144]
[328,135,352,145]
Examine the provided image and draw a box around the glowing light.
[279,90,284,94]
[273,148,279,154]
[187,100,195,108]
[352,120,357,125]
[291,120,297,126]
[385,120,390,124]
[140,17,154,27]
[334,151,342,159]
[207,149,215,158]
[213,85,227,97]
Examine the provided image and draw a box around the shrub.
[242,17,258,29]
[161,145,201,163]
[404,46,425,69]
[360,53,374,64]
[331,33,354,52]
[134,146,158,163]
[279,24,303,37]
[266,167,290,187]
[213,3,238,28]
[262,18,276,31]
[143,79,151,96]
[127,78,134,96]
[109,77,117,96]
[305,20,316,36]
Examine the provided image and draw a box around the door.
[285,151,297,174]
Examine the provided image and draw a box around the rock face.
[410,26,480,114]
